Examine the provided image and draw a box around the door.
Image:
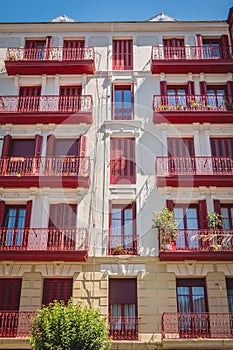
[25,40,46,60]
[163,38,185,59]
[63,40,85,60]
[113,85,133,120]
[177,278,209,338]
[59,86,82,112]
[167,87,187,109]
[167,138,195,174]
[48,204,77,250]
[210,138,233,173]
[173,205,199,249]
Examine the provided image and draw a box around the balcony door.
[109,202,136,255]
[18,86,41,112]
[59,85,82,112]
[210,138,233,174]
[63,40,85,60]
[163,38,185,59]
[207,86,226,109]
[2,206,26,247]
[177,278,209,338]
[48,203,77,250]
[113,84,133,120]
[109,279,138,340]
[173,205,199,249]
[167,87,187,108]
[167,138,195,174]
[25,40,46,60]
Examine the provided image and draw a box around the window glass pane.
[17,209,26,228]
[221,208,230,229]
[115,90,122,103]
[192,287,206,312]
[5,209,17,228]
[186,208,198,229]
[174,208,184,229]
[112,208,121,219]
[177,287,191,313]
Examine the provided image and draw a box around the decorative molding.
[0,262,31,276]
[167,262,214,276]
[100,264,146,276]
[216,264,233,275]
[104,120,142,137]
[109,185,137,197]
[35,264,82,276]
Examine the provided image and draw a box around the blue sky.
[0,0,232,22]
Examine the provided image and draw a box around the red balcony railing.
[160,229,233,252]
[0,227,88,251]
[0,156,90,177]
[151,45,233,74]
[0,95,93,114]
[108,235,138,255]
[112,104,133,120]
[0,311,35,338]
[162,312,233,339]
[152,45,232,61]
[6,47,94,62]
[108,316,139,340]
[156,157,233,176]
[5,47,95,75]
[153,95,232,112]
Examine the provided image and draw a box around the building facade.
[0,7,232,350]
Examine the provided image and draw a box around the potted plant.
[152,206,178,250]
[207,212,223,251]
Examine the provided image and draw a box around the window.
[167,138,195,174]
[112,39,133,70]
[173,205,199,249]
[207,86,226,109]
[176,278,209,338]
[110,138,136,184]
[0,278,22,311]
[18,86,41,112]
[42,278,73,305]
[59,86,82,112]
[109,202,136,255]
[167,86,187,108]
[48,203,77,250]
[2,206,26,247]
[163,38,185,59]
[63,40,85,60]
[25,40,46,60]
[203,39,221,59]
[112,84,133,120]
[109,279,138,340]
[220,205,233,230]
[211,138,233,157]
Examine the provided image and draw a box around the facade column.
[193,123,201,155]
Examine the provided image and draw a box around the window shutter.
[46,134,55,156]
[24,200,32,228]
[187,81,195,96]
[220,34,230,59]
[0,200,5,226]
[0,279,22,311]
[213,199,221,216]
[1,135,12,157]
[46,36,52,49]
[160,81,167,105]
[196,35,203,59]
[227,81,233,100]
[109,279,137,304]
[166,200,174,211]
[200,81,207,96]
[42,279,73,305]
[34,134,43,156]
[196,34,203,47]
[79,135,86,158]
[198,200,208,229]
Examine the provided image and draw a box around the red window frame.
[110,138,136,184]
[109,202,136,254]
[163,38,185,59]
[210,138,233,157]
[176,278,208,312]
[112,84,134,120]
[112,39,133,70]
[0,278,22,311]
[48,203,77,228]
[220,204,233,230]
[167,138,195,157]
[42,278,73,305]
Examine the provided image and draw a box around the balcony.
[5,47,95,75]
[162,312,233,340]
[159,229,233,261]
[0,227,88,261]
[0,156,91,188]
[0,95,93,125]
[0,311,35,338]
[151,45,233,74]
[156,156,233,187]
[108,235,138,255]
[153,94,233,124]
[108,316,139,340]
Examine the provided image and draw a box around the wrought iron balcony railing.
[0,311,35,338]
[108,235,138,255]
[108,316,139,340]
[6,47,94,62]
[160,229,233,252]
[162,312,233,339]
[153,95,233,112]
[156,157,233,176]
[0,227,88,251]
[0,95,93,114]
[0,156,90,177]
[152,45,233,61]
